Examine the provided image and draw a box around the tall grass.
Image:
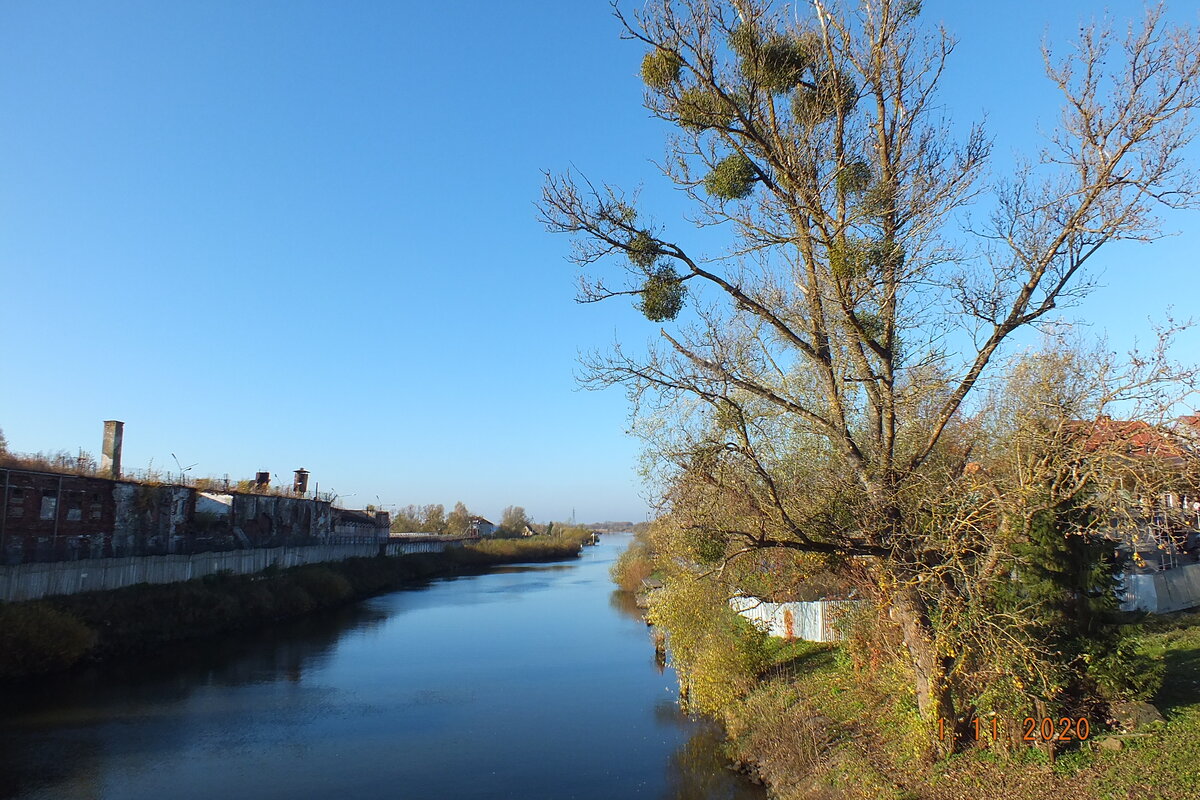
[462,535,585,562]
[611,538,655,592]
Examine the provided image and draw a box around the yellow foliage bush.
[648,573,770,716]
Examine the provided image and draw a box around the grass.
[719,611,1200,800]
[462,534,587,562]
[1137,611,1200,715]
[1090,612,1200,800]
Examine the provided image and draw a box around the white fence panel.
[729,596,856,642]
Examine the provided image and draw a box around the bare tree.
[540,0,1200,750]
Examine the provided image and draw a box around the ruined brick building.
[0,421,387,565]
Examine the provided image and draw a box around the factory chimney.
[102,420,124,480]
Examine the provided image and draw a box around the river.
[0,534,766,800]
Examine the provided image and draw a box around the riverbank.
[612,535,1200,798]
[0,532,766,800]
[674,611,1200,800]
[0,536,586,681]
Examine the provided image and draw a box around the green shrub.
[239,584,279,618]
[275,583,316,616]
[290,567,354,607]
[749,35,811,92]
[688,618,771,714]
[829,237,903,280]
[1089,632,1164,701]
[836,161,872,195]
[730,25,816,93]
[648,575,770,715]
[0,603,96,678]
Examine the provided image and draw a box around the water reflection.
[666,725,761,800]
[0,605,392,800]
[0,538,764,800]
[1,602,390,715]
[609,587,648,621]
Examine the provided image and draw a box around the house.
[468,516,496,537]
[1067,416,1200,559]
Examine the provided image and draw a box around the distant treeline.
[389,501,537,537]
[584,521,652,534]
[388,501,645,538]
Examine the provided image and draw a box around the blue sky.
[2,1,1198,524]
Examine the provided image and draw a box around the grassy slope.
[727,613,1200,800]
[1088,614,1200,800]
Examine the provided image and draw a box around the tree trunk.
[891,585,957,758]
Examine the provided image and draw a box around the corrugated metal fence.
[0,539,463,602]
[1120,562,1200,613]
[729,596,858,642]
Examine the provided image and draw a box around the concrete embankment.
[0,538,585,681]
[0,537,465,602]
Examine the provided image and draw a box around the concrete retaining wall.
[0,539,461,602]
[1120,562,1200,614]
[384,540,447,556]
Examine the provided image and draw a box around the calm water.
[0,535,765,800]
